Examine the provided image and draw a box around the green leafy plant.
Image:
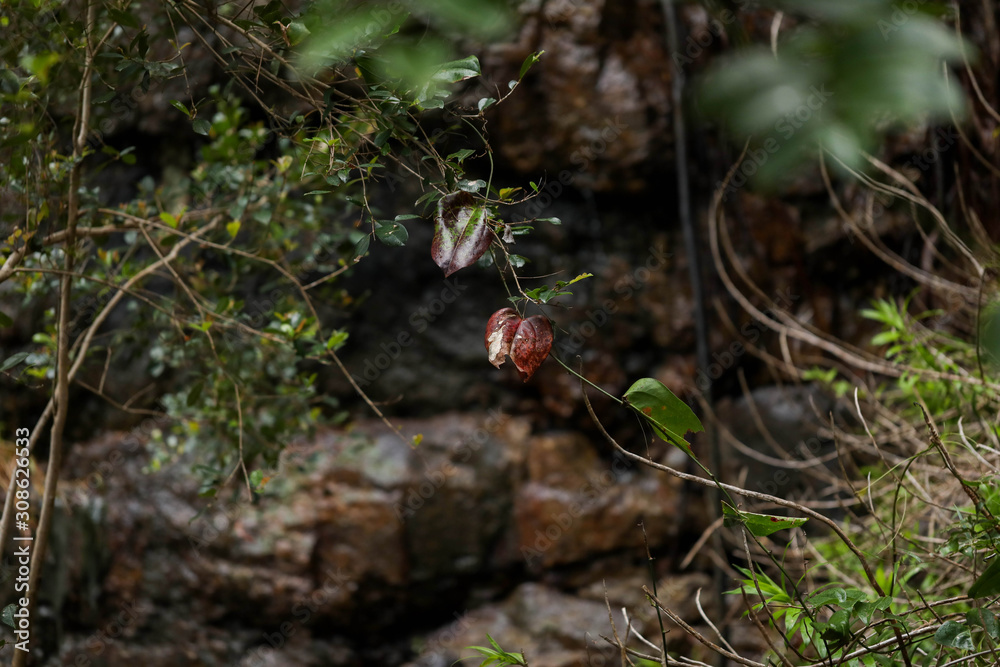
[461,635,528,667]
[0,1,553,661]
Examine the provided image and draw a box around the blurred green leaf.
[969,555,1000,598]
[431,55,480,83]
[982,302,1000,366]
[352,235,370,262]
[934,620,974,650]
[0,352,29,373]
[286,21,311,46]
[326,330,349,351]
[698,5,966,186]
[107,7,141,30]
[1,604,15,628]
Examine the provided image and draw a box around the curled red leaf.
[484,309,553,381]
[510,315,553,382]
[485,307,520,368]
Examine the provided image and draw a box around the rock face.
[481,0,674,192]
[41,413,687,665]
[515,432,678,569]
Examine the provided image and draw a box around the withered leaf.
[432,191,491,276]
[485,307,521,368]
[510,315,553,382]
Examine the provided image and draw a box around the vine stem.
[580,388,886,594]
[581,386,925,667]
[550,354,622,404]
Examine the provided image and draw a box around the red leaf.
[432,191,492,276]
[510,315,553,382]
[485,307,521,368]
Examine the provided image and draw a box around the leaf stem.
[551,354,622,404]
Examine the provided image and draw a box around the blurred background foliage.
[698,0,966,184]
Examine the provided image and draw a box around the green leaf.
[249,469,264,488]
[192,118,211,136]
[170,100,191,117]
[226,220,241,238]
[968,609,999,639]
[375,220,408,247]
[374,128,391,147]
[431,55,480,83]
[0,311,12,327]
[871,330,899,346]
[253,0,283,25]
[806,587,848,608]
[447,148,475,162]
[558,273,592,288]
[186,380,204,407]
[537,217,561,225]
[352,236,370,262]
[286,21,310,46]
[934,620,974,650]
[524,285,557,303]
[508,255,527,269]
[107,7,141,29]
[159,211,178,228]
[969,555,1000,598]
[722,503,808,537]
[478,97,497,113]
[1,604,15,628]
[622,378,704,457]
[818,609,853,644]
[519,50,544,79]
[0,352,28,374]
[326,330,349,351]
[854,597,891,625]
